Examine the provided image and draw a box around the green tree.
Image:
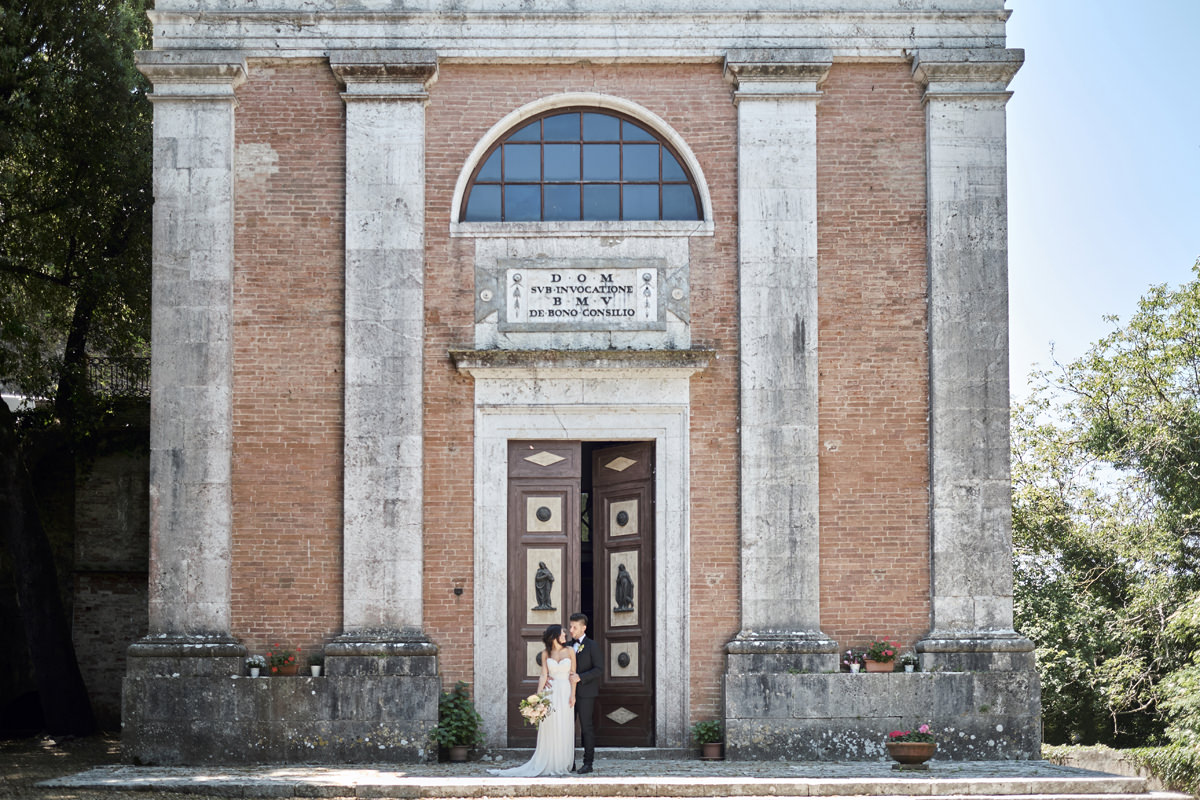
[0,0,152,735]
[1013,261,1200,747]
[1,0,151,428]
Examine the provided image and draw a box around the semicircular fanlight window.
[462,109,701,223]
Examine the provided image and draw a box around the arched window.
[461,109,702,223]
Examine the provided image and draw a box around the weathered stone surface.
[122,673,438,764]
[725,671,1041,761]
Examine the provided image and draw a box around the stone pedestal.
[122,633,439,764]
[725,671,1041,761]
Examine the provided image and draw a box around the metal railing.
[87,356,150,399]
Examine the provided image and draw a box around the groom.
[568,612,602,774]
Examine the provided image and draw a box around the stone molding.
[450,348,713,374]
[329,49,438,98]
[912,47,1024,97]
[135,50,247,98]
[725,631,839,655]
[724,48,833,97]
[144,10,1010,60]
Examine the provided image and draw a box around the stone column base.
[122,632,439,764]
[916,633,1036,672]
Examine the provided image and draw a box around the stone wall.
[726,671,1042,761]
[73,410,151,730]
[123,645,438,764]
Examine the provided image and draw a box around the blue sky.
[1005,1,1200,398]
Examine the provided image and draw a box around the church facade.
[125,0,1039,763]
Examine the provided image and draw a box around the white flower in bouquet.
[518,691,552,727]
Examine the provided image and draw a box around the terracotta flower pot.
[448,745,469,762]
[701,741,723,760]
[864,659,893,672]
[273,663,299,676]
[886,741,936,765]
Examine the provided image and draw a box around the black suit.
[573,635,603,766]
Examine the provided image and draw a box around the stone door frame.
[461,358,700,748]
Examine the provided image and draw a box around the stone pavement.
[41,749,1190,799]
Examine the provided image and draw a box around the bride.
[488,624,577,776]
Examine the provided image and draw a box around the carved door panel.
[506,441,581,746]
[591,442,655,746]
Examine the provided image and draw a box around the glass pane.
[582,112,620,140]
[509,120,541,141]
[476,150,501,181]
[583,144,620,180]
[463,185,501,221]
[583,185,620,220]
[623,144,659,181]
[623,185,658,220]
[543,113,580,141]
[662,185,699,220]
[504,144,541,181]
[544,186,580,221]
[504,185,541,221]
[622,120,655,141]
[544,144,580,182]
[662,151,686,181]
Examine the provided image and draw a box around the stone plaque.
[503,265,661,331]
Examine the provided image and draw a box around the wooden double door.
[506,440,655,747]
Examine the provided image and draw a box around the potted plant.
[842,649,864,673]
[885,723,936,768]
[267,643,301,675]
[246,654,267,678]
[691,719,724,760]
[429,681,484,762]
[900,653,918,673]
[307,652,324,677]
[864,639,899,672]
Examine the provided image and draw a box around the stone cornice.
[912,47,1024,95]
[329,49,439,96]
[450,348,714,376]
[724,49,833,96]
[144,10,1010,61]
[135,50,247,97]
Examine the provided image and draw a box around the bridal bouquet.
[519,691,552,727]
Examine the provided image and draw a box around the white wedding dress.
[488,656,575,777]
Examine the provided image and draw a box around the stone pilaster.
[330,50,438,652]
[913,48,1034,671]
[723,50,838,667]
[133,51,246,645]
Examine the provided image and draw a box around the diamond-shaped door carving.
[525,450,566,467]
[606,707,638,725]
[604,456,637,472]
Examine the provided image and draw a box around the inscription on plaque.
[507,268,658,327]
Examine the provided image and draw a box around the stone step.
[43,758,1190,800]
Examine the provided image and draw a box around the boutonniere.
[577,643,585,653]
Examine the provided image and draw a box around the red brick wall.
[230,59,346,655]
[816,63,931,651]
[421,64,741,720]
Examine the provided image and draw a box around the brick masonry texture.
[816,63,931,650]
[219,58,930,711]
[231,59,346,655]
[422,63,741,721]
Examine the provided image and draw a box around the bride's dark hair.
[542,624,563,653]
